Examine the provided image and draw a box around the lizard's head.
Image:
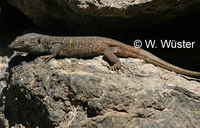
[8,33,43,54]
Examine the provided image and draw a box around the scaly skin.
[8,33,200,76]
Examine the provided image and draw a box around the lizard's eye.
[22,41,25,44]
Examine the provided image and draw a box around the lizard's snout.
[8,41,21,50]
[8,42,13,49]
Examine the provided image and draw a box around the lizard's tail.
[130,48,200,76]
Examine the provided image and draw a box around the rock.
[0,56,10,128]
[0,56,9,96]
[6,0,200,34]
[4,54,200,127]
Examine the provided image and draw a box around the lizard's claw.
[109,65,124,73]
[108,62,133,74]
[36,55,54,62]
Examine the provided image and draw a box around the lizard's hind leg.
[103,47,133,74]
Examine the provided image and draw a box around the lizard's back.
[45,36,127,58]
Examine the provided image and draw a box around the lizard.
[8,33,200,76]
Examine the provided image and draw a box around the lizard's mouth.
[8,42,30,51]
[8,43,22,50]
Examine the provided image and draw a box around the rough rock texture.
[0,56,9,92]
[0,56,10,128]
[6,0,200,34]
[3,54,200,127]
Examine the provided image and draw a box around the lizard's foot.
[36,55,54,62]
[108,62,133,74]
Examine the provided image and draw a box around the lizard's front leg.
[103,47,132,73]
[38,42,63,62]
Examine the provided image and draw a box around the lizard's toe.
[108,62,132,74]
[121,64,133,74]
[36,55,54,62]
